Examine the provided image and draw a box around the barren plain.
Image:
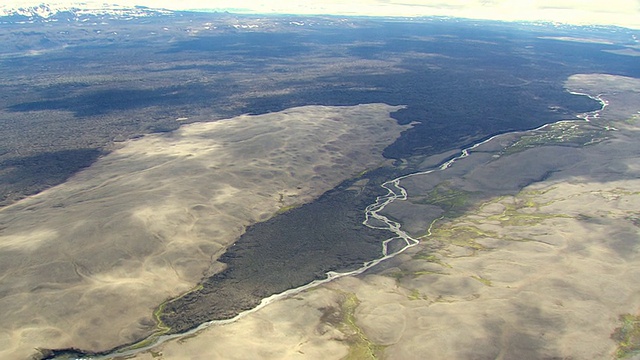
[128,74,640,359]
[0,103,410,359]
[1,12,639,360]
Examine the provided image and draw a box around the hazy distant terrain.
[0,9,639,360]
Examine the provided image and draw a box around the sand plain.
[0,103,411,359]
[129,73,640,359]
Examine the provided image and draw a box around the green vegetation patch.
[121,284,206,353]
[612,313,640,358]
[334,292,386,360]
[276,203,302,215]
[155,284,204,332]
[471,275,493,286]
[386,269,448,283]
[411,182,475,217]
[624,114,640,125]
[610,188,640,197]
[484,200,570,227]
[431,225,493,252]
[502,121,609,155]
[408,288,429,301]
[412,251,452,268]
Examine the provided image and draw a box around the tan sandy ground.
[131,74,640,360]
[0,103,410,359]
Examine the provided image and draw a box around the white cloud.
[3,0,639,28]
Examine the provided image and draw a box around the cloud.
[3,0,639,28]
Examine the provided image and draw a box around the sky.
[3,0,640,29]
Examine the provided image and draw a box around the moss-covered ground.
[612,313,640,359]
[335,292,386,360]
[502,121,609,155]
[410,182,475,217]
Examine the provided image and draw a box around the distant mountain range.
[0,2,174,22]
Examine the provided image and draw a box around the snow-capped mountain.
[0,2,173,22]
